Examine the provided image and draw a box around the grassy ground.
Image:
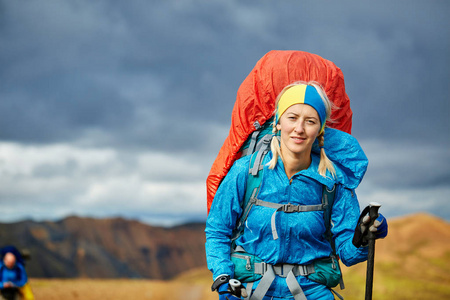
[29,278,216,300]
[338,261,450,300]
[28,262,450,300]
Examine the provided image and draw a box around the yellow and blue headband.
[276,84,327,134]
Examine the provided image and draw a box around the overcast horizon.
[1,0,449,226]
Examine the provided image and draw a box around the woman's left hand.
[365,213,388,239]
[353,211,388,247]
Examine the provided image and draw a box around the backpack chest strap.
[253,199,325,240]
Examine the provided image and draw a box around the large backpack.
[206,50,353,213]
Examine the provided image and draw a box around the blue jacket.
[205,128,369,298]
[0,262,27,289]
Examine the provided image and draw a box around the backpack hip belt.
[246,262,313,300]
[255,261,315,278]
[232,250,343,300]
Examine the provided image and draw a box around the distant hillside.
[0,216,206,279]
[338,213,450,300]
[343,213,450,276]
[370,213,450,282]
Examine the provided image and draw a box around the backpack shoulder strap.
[322,184,346,290]
[322,184,337,253]
[232,149,268,242]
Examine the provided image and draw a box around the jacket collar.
[266,127,368,190]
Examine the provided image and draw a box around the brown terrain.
[2,213,449,299]
[338,213,450,300]
[0,216,206,279]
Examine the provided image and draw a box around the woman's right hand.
[212,276,246,300]
[218,282,242,300]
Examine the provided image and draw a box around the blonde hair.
[268,81,336,178]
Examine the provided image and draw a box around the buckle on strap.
[273,264,294,278]
[280,203,299,213]
[254,262,268,275]
[296,264,315,276]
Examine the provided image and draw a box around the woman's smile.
[291,136,306,144]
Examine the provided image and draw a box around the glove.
[212,275,246,300]
[353,206,388,247]
[368,213,388,239]
[218,282,242,300]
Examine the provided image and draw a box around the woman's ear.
[276,123,281,131]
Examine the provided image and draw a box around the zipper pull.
[245,256,251,270]
[331,256,336,269]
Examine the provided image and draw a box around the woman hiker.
[205,79,388,300]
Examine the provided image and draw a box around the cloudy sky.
[1,0,449,226]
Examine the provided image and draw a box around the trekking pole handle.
[229,279,241,291]
[229,279,247,298]
[368,202,381,239]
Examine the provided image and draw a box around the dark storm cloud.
[0,0,252,151]
[362,142,450,190]
[2,0,448,152]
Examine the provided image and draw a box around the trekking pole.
[365,202,381,300]
[229,279,248,298]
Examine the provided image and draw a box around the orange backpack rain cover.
[206,50,353,213]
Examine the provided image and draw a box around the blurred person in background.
[0,246,34,300]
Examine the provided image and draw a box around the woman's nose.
[294,122,304,133]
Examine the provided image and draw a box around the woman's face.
[276,103,321,159]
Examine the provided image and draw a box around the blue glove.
[212,276,245,300]
[218,282,242,300]
[370,213,388,239]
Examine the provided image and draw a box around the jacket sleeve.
[205,159,249,279]
[331,186,368,267]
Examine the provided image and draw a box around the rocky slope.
[0,216,206,279]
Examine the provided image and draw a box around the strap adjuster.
[281,203,299,213]
[254,262,270,275]
[261,262,268,273]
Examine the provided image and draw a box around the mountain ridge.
[0,215,206,279]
